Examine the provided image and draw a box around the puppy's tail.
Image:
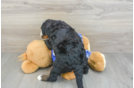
[17,53,27,61]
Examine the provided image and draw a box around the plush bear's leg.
[21,60,39,73]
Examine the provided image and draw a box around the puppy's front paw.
[37,75,49,81]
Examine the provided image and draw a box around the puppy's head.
[40,19,71,40]
[40,19,55,39]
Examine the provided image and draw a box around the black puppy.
[38,19,89,88]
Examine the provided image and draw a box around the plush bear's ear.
[18,53,27,61]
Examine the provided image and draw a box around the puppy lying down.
[38,19,89,88]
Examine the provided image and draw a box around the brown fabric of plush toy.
[88,52,106,71]
[61,52,106,80]
[18,40,52,73]
[26,40,52,67]
[21,60,39,73]
[82,36,90,51]
[18,36,106,80]
[61,71,76,80]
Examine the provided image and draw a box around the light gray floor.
[1,53,133,88]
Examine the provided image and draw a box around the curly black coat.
[40,19,89,88]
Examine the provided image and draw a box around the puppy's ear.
[41,19,54,36]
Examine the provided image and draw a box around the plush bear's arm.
[45,39,52,50]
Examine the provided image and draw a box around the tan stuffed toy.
[61,52,106,80]
[18,36,106,80]
[18,40,52,73]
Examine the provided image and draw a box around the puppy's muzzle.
[40,31,49,40]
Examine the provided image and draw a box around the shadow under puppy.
[38,19,89,88]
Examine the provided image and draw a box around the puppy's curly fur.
[39,19,89,88]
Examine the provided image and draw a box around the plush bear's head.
[26,40,52,67]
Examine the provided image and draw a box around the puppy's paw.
[37,75,49,81]
[37,75,42,81]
